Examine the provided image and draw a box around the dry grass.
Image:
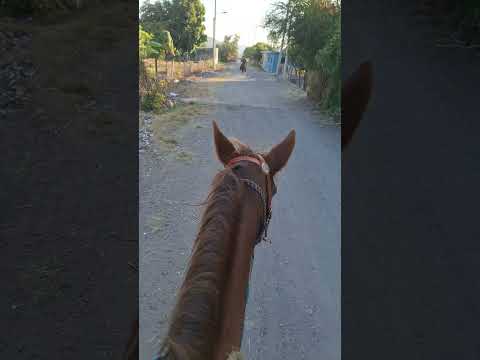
[140,61,214,113]
[151,103,210,150]
[175,150,193,163]
[174,80,211,99]
[140,68,213,161]
[285,85,308,101]
[148,214,166,235]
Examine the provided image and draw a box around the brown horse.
[342,61,373,150]
[148,122,295,360]
[125,62,371,360]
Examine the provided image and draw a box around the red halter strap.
[227,156,263,168]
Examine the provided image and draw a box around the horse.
[124,61,371,360]
[149,121,295,360]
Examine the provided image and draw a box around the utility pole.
[275,0,291,76]
[283,42,289,80]
[212,0,217,70]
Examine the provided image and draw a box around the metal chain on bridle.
[227,154,274,245]
[239,178,272,245]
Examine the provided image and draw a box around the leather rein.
[226,155,273,245]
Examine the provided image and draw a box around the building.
[260,51,280,73]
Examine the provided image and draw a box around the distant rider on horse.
[240,57,247,73]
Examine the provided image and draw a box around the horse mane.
[158,167,246,360]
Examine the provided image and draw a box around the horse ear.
[265,130,296,176]
[212,121,237,165]
[342,61,373,150]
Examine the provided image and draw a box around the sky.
[139,0,273,47]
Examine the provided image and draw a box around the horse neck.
[159,172,263,360]
[215,191,262,360]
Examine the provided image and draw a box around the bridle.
[227,155,273,245]
[226,155,274,245]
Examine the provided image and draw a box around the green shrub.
[139,62,168,113]
[315,12,340,114]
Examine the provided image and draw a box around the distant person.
[240,57,247,73]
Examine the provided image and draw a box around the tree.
[243,42,273,63]
[288,0,338,69]
[314,11,340,110]
[150,30,175,76]
[219,34,240,62]
[140,0,168,26]
[264,0,308,45]
[149,30,175,59]
[139,25,154,60]
[140,0,207,56]
[264,0,341,113]
[139,25,175,77]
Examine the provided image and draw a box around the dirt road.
[140,63,340,360]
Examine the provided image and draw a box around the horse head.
[213,120,296,209]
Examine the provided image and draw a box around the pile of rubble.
[139,113,153,152]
